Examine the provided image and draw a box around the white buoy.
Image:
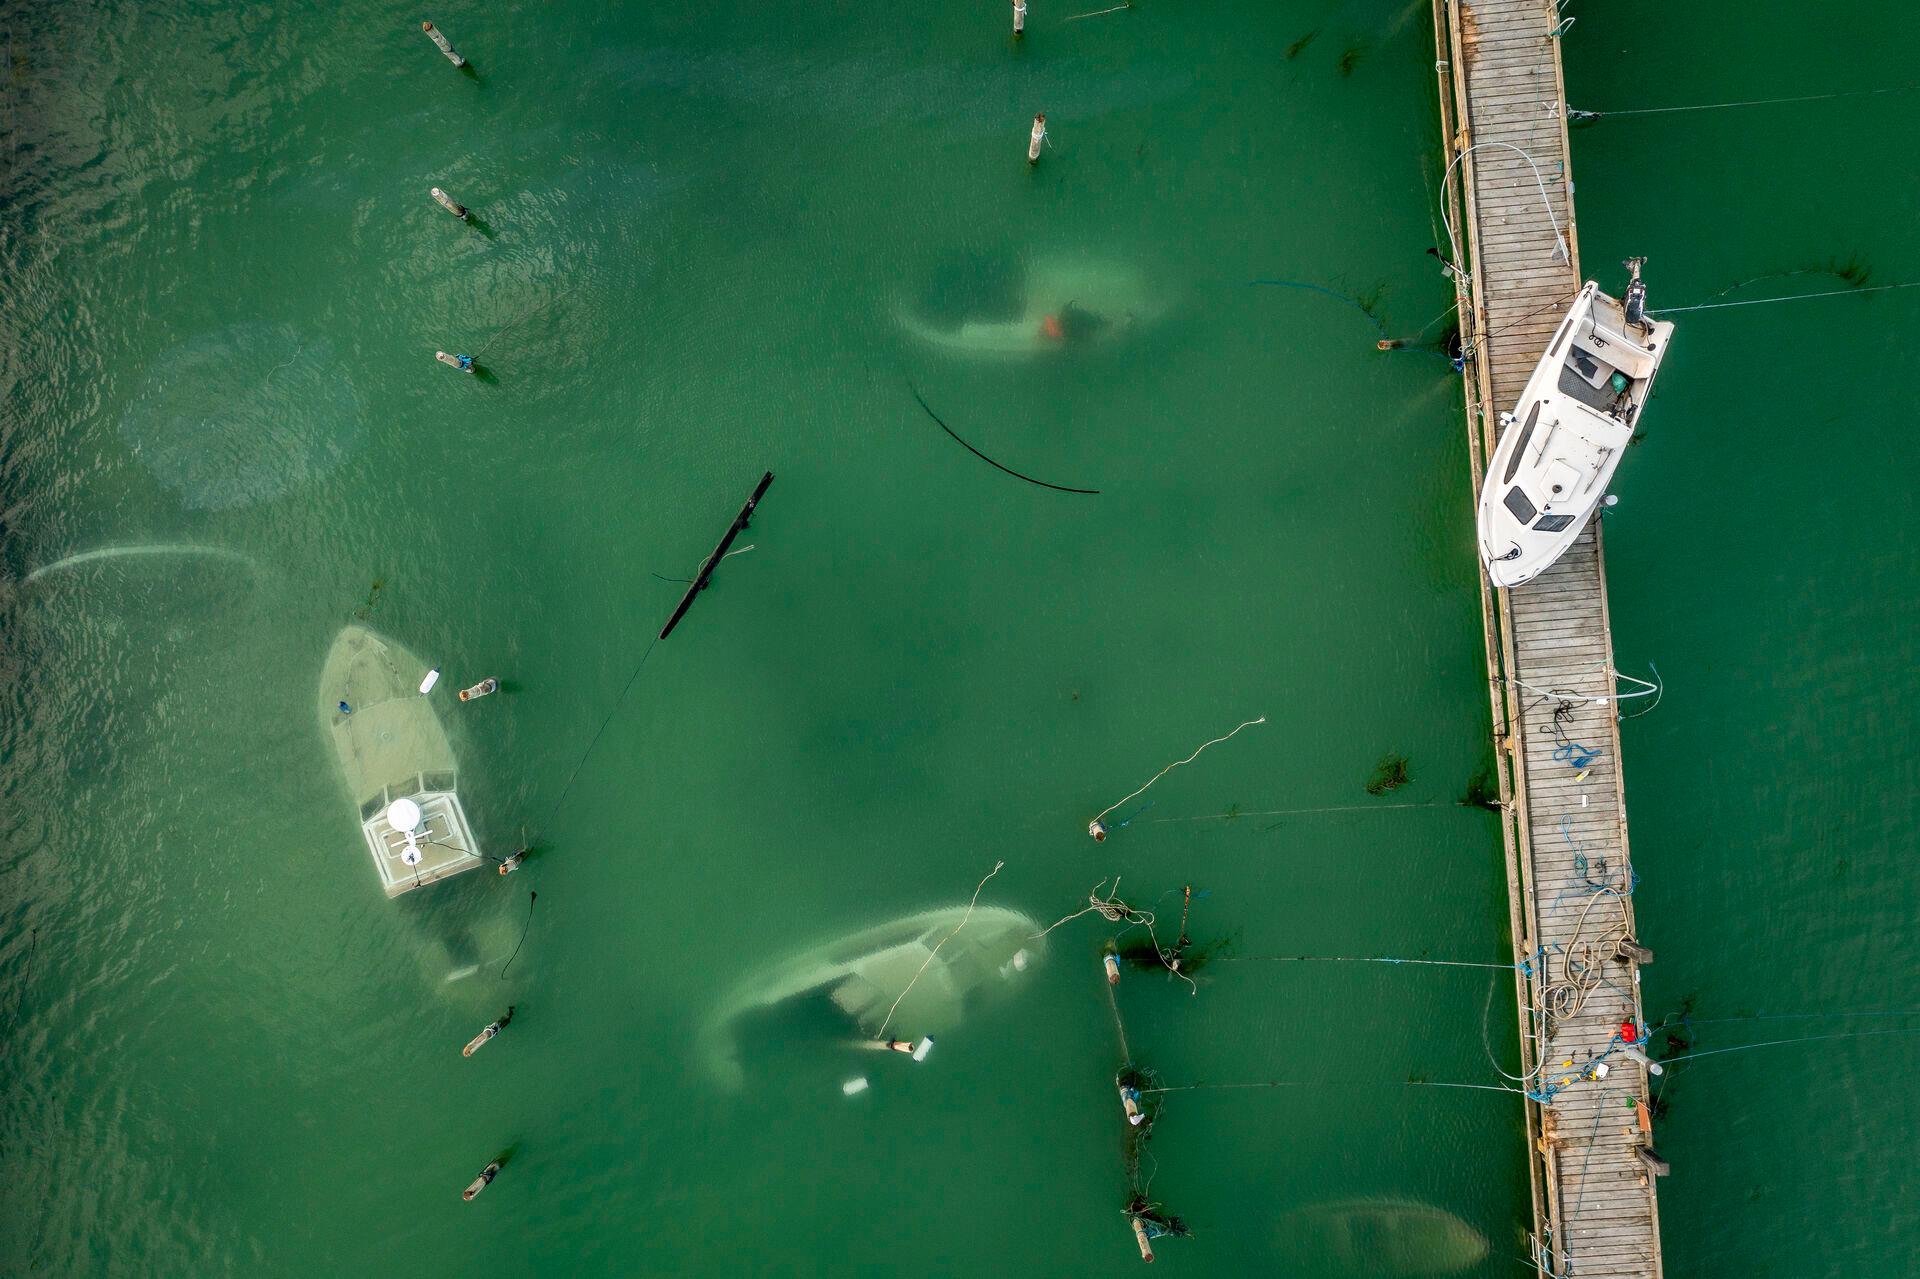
[842,1077,870,1096]
[422,21,467,68]
[1028,113,1047,164]
[386,797,424,833]
[1103,953,1122,985]
[419,667,442,695]
[911,1037,934,1062]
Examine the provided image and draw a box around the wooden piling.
[430,187,469,220]
[422,21,466,67]
[1027,114,1046,164]
[1129,1216,1155,1263]
[1013,0,1027,36]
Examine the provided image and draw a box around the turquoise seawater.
[1,0,1912,1276]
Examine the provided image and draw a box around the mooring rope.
[1036,879,1197,993]
[1653,279,1920,314]
[1093,717,1265,824]
[1147,800,1443,824]
[1660,1025,1920,1067]
[1218,954,1518,970]
[1104,972,1132,1064]
[1576,81,1920,119]
[1139,1077,1523,1097]
[875,861,1004,1039]
[1440,141,1570,271]
[542,635,660,831]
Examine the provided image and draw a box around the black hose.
[907,383,1099,495]
[500,891,538,980]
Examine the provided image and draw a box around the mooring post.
[430,187,469,220]
[1027,113,1047,164]
[1013,0,1027,36]
[422,21,466,67]
[461,1160,501,1201]
[435,351,476,373]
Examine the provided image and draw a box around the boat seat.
[1576,325,1657,379]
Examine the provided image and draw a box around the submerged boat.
[1277,1197,1489,1276]
[897,252,1161,358]
[1477,260,1674,587]
[317,625,485,896]
[698,905,1042,1088]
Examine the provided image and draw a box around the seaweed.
[1337,41,1369,76]
[353,577,386,620]
[1832,253,1873,288]
[1460,762,1500,811]
[1365,752,1410,796]
[1118,933,1230,975]
[1285,28,1321,59]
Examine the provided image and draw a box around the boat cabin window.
[1503,403,1542,484]
[1503,487,1538,523]
[1533,513,1575,533]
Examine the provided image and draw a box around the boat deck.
[1432,2,1664,1275]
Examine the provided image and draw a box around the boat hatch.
[1542,461,1582,506]
[1503,486,1538,523]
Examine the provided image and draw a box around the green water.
[0,0,1908,1276]
[1567,5,1920,1276]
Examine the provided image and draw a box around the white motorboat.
[1477,261,1674,587]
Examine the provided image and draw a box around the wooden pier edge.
[1430,2,1663,1276]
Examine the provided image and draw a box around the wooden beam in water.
[658,471,775,640]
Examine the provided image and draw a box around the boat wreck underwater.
[699,905,1044,1089]
[318,625,486,896]
[896,251,1164,358]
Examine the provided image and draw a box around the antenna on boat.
[1622,257,1650,331]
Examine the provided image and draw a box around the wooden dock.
[1430,2,1665,1275]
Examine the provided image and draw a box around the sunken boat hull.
[318,625,484,896]
[699,905,1042,1088]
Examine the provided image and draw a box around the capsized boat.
[317,625,485,896]
[897,252,1162,358]
[698,905,1043,1088]
[1477,260,1674,587]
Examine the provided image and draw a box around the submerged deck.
[1432,2,1664,1276]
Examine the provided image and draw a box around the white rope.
[1654,280,1920,314]
[1584,82,1920,118]
[1443,139,1574,268]
[875,861,1003,1039]
[1093,716,1265,824]
[1063,2,1129,19]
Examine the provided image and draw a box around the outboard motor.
[1622,256,1649,331]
